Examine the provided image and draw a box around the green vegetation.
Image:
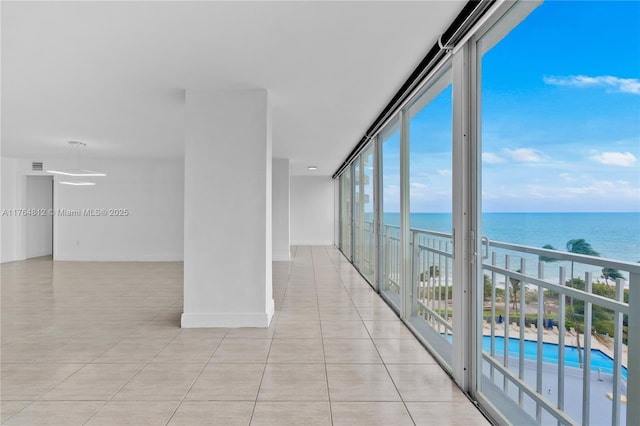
[554,276,629,344]
[486,237,631,348]
[602,267,624,283]
[468,235,632,353]
[417,284,452,300]
[419,266,440,281]
[509,270,523,312]
[538,244,559,263]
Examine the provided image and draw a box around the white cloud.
[544,75,640,95]
[525,179,639,200]
[482,152,505,164]
[504,148,543,162]
[436,169,451,176]
[589,151,638,167]
[559,173,577,182]
[384,184,400,197]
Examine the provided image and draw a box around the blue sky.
[383,1,640,213]
[481,0,639,212]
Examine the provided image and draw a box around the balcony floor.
[1,246,489,425]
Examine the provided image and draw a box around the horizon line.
[375,211,640,214]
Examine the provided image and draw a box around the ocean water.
[381,212,640,264]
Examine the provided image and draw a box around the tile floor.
[1,246,490,425]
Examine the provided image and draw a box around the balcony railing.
[368,222,638,425]
[480,239,636,425]
[382,224,401,298]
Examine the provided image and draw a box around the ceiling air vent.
[32,161,43,171]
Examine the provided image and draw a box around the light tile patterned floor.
[0,246,490,425]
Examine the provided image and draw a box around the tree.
[483,274,492,300]
[419,265,440,282]
[509,270,522,313]
[565,239,600,368]
[539,244,560,319]
[566,239,600,258]
[538,244,559,263]
[601,267,624,284]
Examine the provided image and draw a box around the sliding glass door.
[335,2,638,424]
[380,118,401,308]
[406,66,454,366]
[339,169,351,259]
[473,2,638,425]
[353,144,376,284]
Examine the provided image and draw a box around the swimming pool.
[481,335,628,379]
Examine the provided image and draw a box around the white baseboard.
[53,254,183,262]
[1,257,24,264]
[272,252,290,261]
[181,301,275,328]
[26,250,53,259]
[290,241,333,246]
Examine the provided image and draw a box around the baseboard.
[290,241,333,246]
[272,252,290,261]
[53,254,183,261]
[181,303,274,328]
[266,298,275,322]
[1,257,24,264]
[26,251,53,259]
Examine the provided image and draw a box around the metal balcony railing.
[480,240,636,425]
[369,222,638,425]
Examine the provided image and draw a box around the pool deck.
[485,354,627,425]
[482,321,628,424]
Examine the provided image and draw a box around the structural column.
[182,89,274,328]
[272,158,290,261]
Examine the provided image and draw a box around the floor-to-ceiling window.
[339,170,352,259]
[474,2,639,425]
[353,144,376,284]
[335,2,639,424]
[380,118,401,308]
[406,66,454,366]
[353,159,362,267]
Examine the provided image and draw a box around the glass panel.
[340,170,351,259]
[406,67,454,366]
[477,2,639,425]
[380,118,401,308]
[353,145,376,283]
[362,143,377,283]
[353,159,362,268]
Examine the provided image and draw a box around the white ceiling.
[1,1,465,176]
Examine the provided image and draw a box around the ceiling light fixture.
[59,181,96,186]
[48,170,106,177]
[308,166,318,171]
[46,141,106,182]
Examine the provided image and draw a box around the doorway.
[26,175,54,259]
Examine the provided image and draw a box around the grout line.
[312,246,334,426]
[1,335,131,425]
[246,338,275,424]
[162,328,231,425]
[326,245,417,425]
[80,328,198,426]
[0,261,184,424]
[245,256,287,425]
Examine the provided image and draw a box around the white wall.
[290,176,334,245]
[182,89,273,328]
[0,156,184,262]
[1,157,20,262]
[26,176,53,258]
[272,158,290,260]
[334,178,340,247]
